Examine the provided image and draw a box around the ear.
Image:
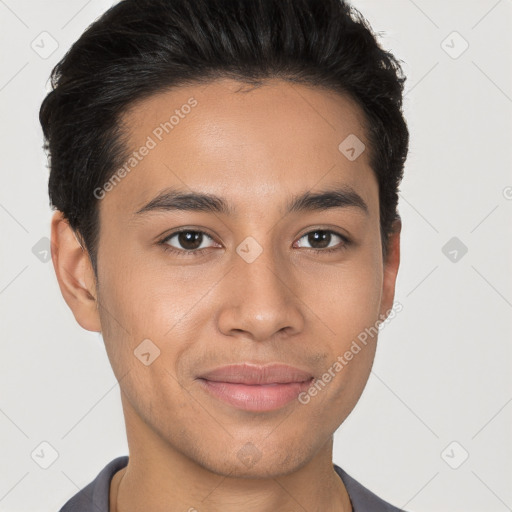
[50,211,102,332]
[379,217,401,319]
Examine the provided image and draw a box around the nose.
[216,240,305,342]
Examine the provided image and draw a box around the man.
[40,0,409,510]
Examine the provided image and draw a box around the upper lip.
[198,363,313,385]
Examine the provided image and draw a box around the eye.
[158,228,351,257]
[159,229,218,256]
[294,229,350,254]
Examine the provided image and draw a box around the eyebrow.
[133,185,369,218]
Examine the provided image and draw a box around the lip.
[197,363,314,412]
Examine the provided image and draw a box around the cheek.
[304,252,383,343]
[96,246,186,335]
[95,263,192,424]
[301,251,383,398]
[95,249,210,387]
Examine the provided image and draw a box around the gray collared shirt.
[59,456,407,511]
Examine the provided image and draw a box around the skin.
[51,78,400,512]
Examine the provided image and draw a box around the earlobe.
[379,217,401,320]
[50,211,102,332]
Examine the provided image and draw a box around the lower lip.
[198,378,314,412]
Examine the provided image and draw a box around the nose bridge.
[216,232,304,340]
[234,233,289,303]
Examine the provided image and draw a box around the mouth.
[197,363,314,412]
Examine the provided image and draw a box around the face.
[54,78,400,479]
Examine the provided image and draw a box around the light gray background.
[1,1,511,511]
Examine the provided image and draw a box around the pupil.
[309,231,330,248]
[179,231,202,250]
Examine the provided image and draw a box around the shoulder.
[59,456,129,512]
[334,464,408,512]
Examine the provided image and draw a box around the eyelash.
[158,228,351,257]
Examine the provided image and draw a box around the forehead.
[106,78,378,217]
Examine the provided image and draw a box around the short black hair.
[40,0,409,276]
